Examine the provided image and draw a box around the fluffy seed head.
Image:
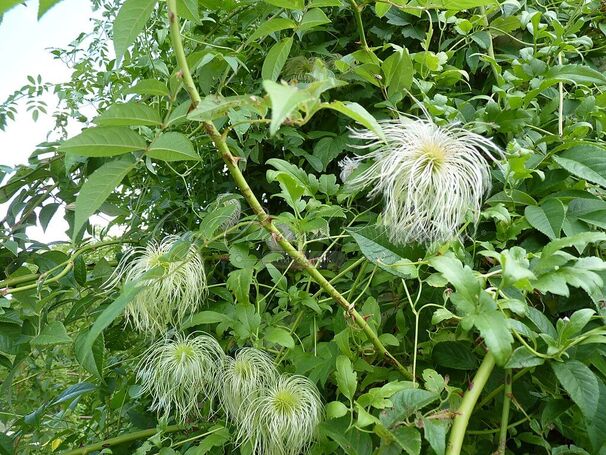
[238,375,323,455]
[108,235,206,335]
[339,156,360,182]
[348,117,502,245]
[136,333,225,423]
[220,348,279,421]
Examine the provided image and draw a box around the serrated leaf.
[147,132,199,161]
[265,327,295,348]
[59,127,146,157]
[262,37,293,82]
[31,321,72,345]
[552,360,599,419]
[94,102,162,127]
[525,198,566,240]
[73,159,135,240]
[113,0,157,61]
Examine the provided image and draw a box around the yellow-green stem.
[60,425,183,455]
[497,370,513,454]
[446,352,496,455]
[166,4,411,380]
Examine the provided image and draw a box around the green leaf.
[185,426,230,455]
[346,226,423,278]
[198,204,241,240]
[59,127,146,157]
[423,418,448,455]
[391,426,422,455]
[188,95,257,122]
[326,401,349,419]
[74,331,104,380]
[182,311,232,328]
[524,198,566,240]
[0,0,21,15]
[94,102,162,127]
[542,232,606,259]
[427,0,498,9]
[265,327,295,348]
[554,144,606,188]
[147,132,199,161]
[323,101,385,141]
[31,321,72,346]
[298,8,331,32]
[429,254,481,313]
[113,0,158,61]
[505,347,545,368]
[247,17,297,42]
[126,79,170,96]
[263,81,315,135]
[552,360,599,419]
[335,355,357,400]
[38,0,63,18]
[467,308,513,365]
[382,47,413,98]
[73,158,135,240]
[432,341,478,370]
[262,37,293,82]
[381,389,439,427]
[176,0,199,22]
[82,284,142,365]
[263,0,304,9]
[227,268,253,305]
[375,2,391,17]
[544,65,606,86]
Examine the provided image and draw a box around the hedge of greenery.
[1,0,606,454]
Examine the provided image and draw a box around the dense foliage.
[2,0,606,454]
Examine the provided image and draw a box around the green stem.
[60,425,183,455]
[476,368,529,409]
[479,6,502,86]
[166,0,201,108]
[497,370,512,454]
[346,0,369,50]
[445,352,496,455]
[165,6,411,380]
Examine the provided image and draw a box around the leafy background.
[1,0,606,454]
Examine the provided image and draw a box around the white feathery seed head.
[238,374,323,455]
[347,117,502,245]
[136,332,225,423]
[107,235,207,335]
[220,348,279,422]
[338,156,360,182]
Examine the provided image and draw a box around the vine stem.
[445,351,496,455]
[165,0,411,380]
[60,425,183,455]
[346,0,369,50]
[497,370,513,454]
